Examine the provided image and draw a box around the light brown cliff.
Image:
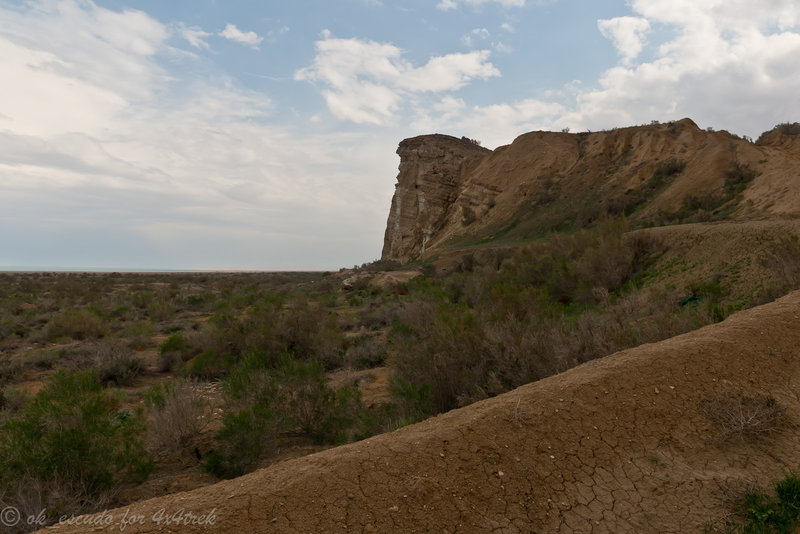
[381,134,490,262]
[382,119,800,262]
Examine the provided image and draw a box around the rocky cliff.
[381,135,490,262]
[382,118,800,263]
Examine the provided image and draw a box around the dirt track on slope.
[44,291,800,533]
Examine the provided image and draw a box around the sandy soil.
[42,289,800,533]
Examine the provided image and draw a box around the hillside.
[383,119,800,263]
[43,290,800,533]
[10,119,800,534]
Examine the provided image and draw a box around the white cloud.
[420,0,800,147]
[597,16,651,65]
[0,2,396,269]
[493,41,514,53]
[219,23,263,49]
[501,22,515,33]
[438,0,526,10]
[462,27,490,47]
[177,23,211,49]
[295,34,499,124]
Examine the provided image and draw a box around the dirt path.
[43,291,800,533]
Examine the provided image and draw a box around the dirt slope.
[44,290,800,533]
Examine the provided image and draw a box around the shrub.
[757,122,800,143]
[44,308,108,341]
[270,357,361,444]
[462,205,477,226]
[121,320,155,350]
[207,352,364,478]
[144,378,210,453]
[701,392,787,441]
[0,386,28,414]
[760,234,800,299]
[389,376,436,423]
[204,405,281,479]
[0,371,151,526]
[93,343,145,387]
[655,157,687,179]
[158,333,193,372]
[711,473,800,533]
[344,335,387,369]
[182,349,234,379]
[723,162,758,195]
[146,299,175,322]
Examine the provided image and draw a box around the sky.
[1,0,799,270]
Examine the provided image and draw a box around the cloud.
[295,34,499,124]
[597,16,650,65]
[461,27,490,47]
[177,23,211,49]
[0,1,168,137]
[419,0,800,147]
[493,41,514,53]
[437,0,526,10]
[0,1,397,269]
[219,23,263,49]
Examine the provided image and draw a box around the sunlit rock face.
[381,134,489,263]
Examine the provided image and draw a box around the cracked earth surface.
[44,291,800,533]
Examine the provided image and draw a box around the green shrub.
[0,371,151,522]
[270,357,361,444]
[44,308,108,341]
[204,405,280,479]
[158,333,192,372]
[717,473,800,533]
[207,352,364,478]
[723,162,758,195]
[182,349,234,379]
[146,299,175,322]
[389,376,436,423]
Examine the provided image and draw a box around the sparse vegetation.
[144,378,210,452]
[701,392,787,442]
[706,473,800,533]
[757,122,800,144]
[205,351,365,478]
[0,194,799,524]
[0,371,151,530]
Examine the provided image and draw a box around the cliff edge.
[382,119,800,263]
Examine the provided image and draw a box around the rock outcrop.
[382,119,800,263]
[381,135,490,262]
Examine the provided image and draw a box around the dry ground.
[42,289,800,533]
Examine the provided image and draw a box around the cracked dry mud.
[45,291,800,533]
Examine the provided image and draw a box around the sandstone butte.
[42,118,800,533]
[382,118,800,264]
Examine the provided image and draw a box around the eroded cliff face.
[381,119,800,263]
[381,135,490,262]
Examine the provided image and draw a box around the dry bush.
[701,392,788,441]
[344,335,387,369]
[145,378,211,453]
[0,476,106,533]
[93,343,144,387]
